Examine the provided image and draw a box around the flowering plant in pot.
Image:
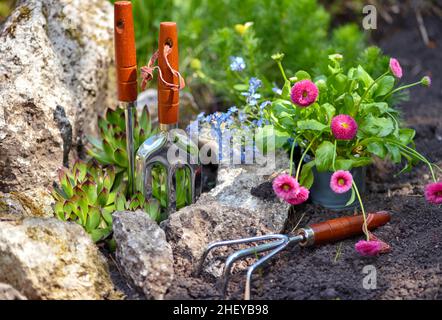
[266,53,440,256]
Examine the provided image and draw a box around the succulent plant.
[87,105,154,170]
[50,159,161,242]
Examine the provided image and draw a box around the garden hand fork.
[136,22,202,215]
[197,211,391,300]
[114,1,137,196]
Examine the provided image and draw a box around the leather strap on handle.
[114,1,137,102]
[308,211,391,246]
[158,22,179,125]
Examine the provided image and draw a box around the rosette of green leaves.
[51,160,162,242]
[51,160,121,242]
[87,106,153,170]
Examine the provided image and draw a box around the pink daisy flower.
[355,240,383,256]
[331,114,358,140]
[424,181,442,205]
[273,174,299,201]
[286,186,309,205]
[389,58,403,78]
[290,80,318,107]
[330,170,353,194]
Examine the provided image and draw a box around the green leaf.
[361,115,394,137]
[374,76,395,97]
[113,148,128,168]
[360,102,388,115]
[345,187,356,206]
[294,70,311,81]
[315,141,335,172]
[81,181,97,204]
[115,193,126,211]
[233,84,249,91]
[356,65,374,88]
[97,188,109,207]
[321,103,336,123]
[335,159,353,171]
[281,80,292,100]
[350,156,373,167]
[86,207,101,232]
[102,210,113,225]
[297,119,328,131]
[299,161,315,189]
[255,125,290,153]
[386,143,401,163]
[54,201,65,221]
[367,141,387,158]
[398,128,416,145]
[90,227,112,243]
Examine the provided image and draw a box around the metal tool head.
[136,126,201,215]
[197,234,304,300]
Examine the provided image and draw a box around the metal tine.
[221,238,288,299]
[196,234,288,276]
[166,164,177,214]
[244,241,291,300]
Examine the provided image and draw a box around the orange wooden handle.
[114,1,137,102]
[310,211,391,245]
[158,22,179,125]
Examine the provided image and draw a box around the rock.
[161,197,273,279]
[207,150,291,232]
[113,210,174,300]
[0,283,27,300]
[0,0,115,215]
[0,191,47,219]
[0,217,120,300]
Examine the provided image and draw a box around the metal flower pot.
[309,166,366,211]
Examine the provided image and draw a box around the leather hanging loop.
[158,22,180,125]
[114,1,138,102]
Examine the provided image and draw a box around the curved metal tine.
[196,234,288,276]
[221,238,287,299]
[166,164,177,216]
[244,241,290,301]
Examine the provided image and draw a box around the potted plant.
[265,53,439,213]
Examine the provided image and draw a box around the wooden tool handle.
[114,1,137,102]
[309,211,391,246]
[158,22,179,125]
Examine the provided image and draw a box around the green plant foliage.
[87,106,154,170]
[108,0,388,108]
[50,160,161,242]
[264,53,434,187]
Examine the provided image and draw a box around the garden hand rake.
[136,22,202,215]
[198,211,391,300]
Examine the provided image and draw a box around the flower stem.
[277,61,289,83]
[289,138,297,176]
[355,71,389,111]
[384,80,423,101]
[332,140,337,171]
[295,135,319,181]
[352,181,369,241]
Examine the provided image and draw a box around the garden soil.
[110,12,442,300]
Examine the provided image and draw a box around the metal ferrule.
[296,227,315,247]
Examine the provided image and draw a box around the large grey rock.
[0,191,47,219]
[0,283,27,300]
[161,197,273,279]
[0,217,120,300]
[0,0,115,215]
[207,150,291,232]
[113,211,174,300]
